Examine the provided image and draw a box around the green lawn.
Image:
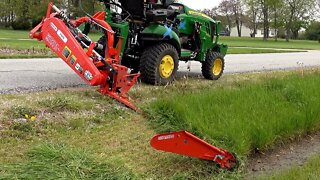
[0,29,32,39]
[228,47,304,54]
[0,39,47,50]
[0,30,102,58]
[0,29,102,40]
[220,36,320,50]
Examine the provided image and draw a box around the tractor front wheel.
[140,43,179,85]
[202,51,225,80]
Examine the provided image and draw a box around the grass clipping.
[147,73,320,156]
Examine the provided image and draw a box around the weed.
[12,122,33,132]
[4,105,37,119]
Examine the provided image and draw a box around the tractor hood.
[182,5,215,23]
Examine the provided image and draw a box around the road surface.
[0,51,319,93]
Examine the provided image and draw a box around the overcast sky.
[180,0,222,10]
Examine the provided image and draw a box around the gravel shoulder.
[247,132,320,178]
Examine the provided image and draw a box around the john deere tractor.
[94,0,227,85]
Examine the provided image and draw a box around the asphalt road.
[1,51,319,93]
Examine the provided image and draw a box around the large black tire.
[140,43,179,85]
[202,51,225,80]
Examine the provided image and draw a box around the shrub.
[11,18,31,30]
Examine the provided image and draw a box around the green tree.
[282,0,317,41]
[244,0,261,38]
[304,21,320,42]
[218,0,234,35]
[269,0,284,41]
[0,0,13,26]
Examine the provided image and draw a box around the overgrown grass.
[220,36,320,50]
[0,143,136,180]
[260,155,320,180]
[147,72,320,156]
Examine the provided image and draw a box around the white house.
[230,26,277,38]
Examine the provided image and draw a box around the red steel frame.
[151,131,239,170]
[30,3,140,111]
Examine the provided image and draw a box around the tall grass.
[0,144,136,180]
[147,73,320,156]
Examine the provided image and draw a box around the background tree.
[269,0,284,41]
[244,0,261,37]
[0,0,15,26]
[259,0,271,40]
[218,0,234,35]
[282,0,317,41]
[231,0,245,37]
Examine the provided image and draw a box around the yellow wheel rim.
[212,58,223,76]
[159,55,175,78]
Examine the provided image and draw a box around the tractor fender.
[141,24,181,55]
[212,43,228,57]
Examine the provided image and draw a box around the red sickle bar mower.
[30,3,140,111]
[30,2,239,170]
[151,131,240,170]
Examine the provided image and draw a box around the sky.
[180,0,222,10]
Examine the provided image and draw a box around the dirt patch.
[246,132,320,178]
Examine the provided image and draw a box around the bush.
[31,18,42,28]
[11,18,31,30]
[305,21,320,42]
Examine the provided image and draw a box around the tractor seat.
[119,0,145,19]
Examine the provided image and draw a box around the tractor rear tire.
[140,43,179,85]
[202,51,225,80]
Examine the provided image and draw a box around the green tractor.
[94,0,227,85]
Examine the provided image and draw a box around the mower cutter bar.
[151,131,239,170]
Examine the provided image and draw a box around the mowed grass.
[260,155,320,180]
[220,36,320,50]
[228,47,305,54]
[0,29,32,39]
[0,88,240,179]
[0,144,135,179]
[147,71,320,156]
[0,30,47,50]
[0,30,102,58]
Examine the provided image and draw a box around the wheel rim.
[212,58,223,76]
[159,55,175,78]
